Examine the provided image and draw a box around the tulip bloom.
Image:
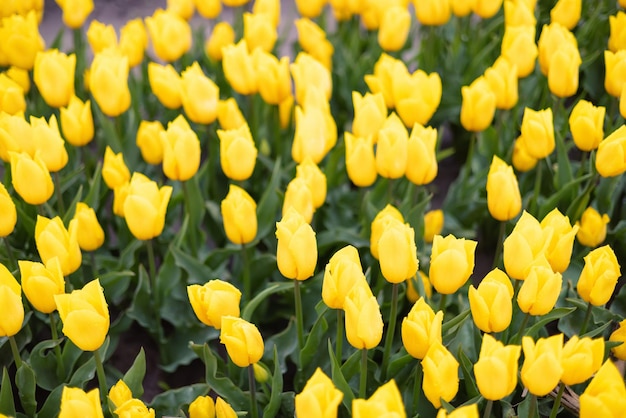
[344,133,376,187]
[90,49,131,117]
[415,0,451,26]
[161,115,201,181]
[429,234,477,294]
[136,120,165,165]
[294,18,333,69]
[54,279,109,351]
[474,334,521,400]
[406,271,433,302]
[364,53,402,109]
[423,209,444,244]
[393,68,442,128]
[503,0,535,27]
[205,22,235,62]
[406,124,438,185]
[35,215,82,276]
[517,263,562,316]
[102,146,131,190]
[501,25,538,78]
[255,51,291,106]
[521,335,563,396]
[378,218,419,284]
[469,269,513,333]
[58,387,103,418]
[33,49,75,108]
[577,245,621,306]
[0,12,45,70]
[123,173,173,241]
[291,52,332,104]
[436,405,479,418]
[148,62,182,110]
[450,0,472,17]
[296,158,326,209]
[370,205,404,259]
[518,107,554,160]
[221,184,257,245]
[295,368,343,418]
[378,6,411,52]
[294,0,326,18]
[220,316,264,367]
[550,0,581,30]
[569,100,605,152]
[503,211,551,280]
[322,245,366,310]
[86,20,117,54]
[145,9,192,62]
[60,96,94,147]
[29,115,68,173]
[55,0,94,28]
[275,208,317,280]
[540,208,578,273]
[579,360,626,418]
[352,92,386,142]
[605,50,626,98]
[0,263,24,337]
[72,202,104,251]
[422,342,459,408]
[0,183,17,237]
[292,103,332,165]
[114,398,155,418]
[222,41,258,95]
[401,298,443,359]
[576,207,610,248]
[484,56,518,110]
[610,319,626,360]
[180,61,219,124]
[376,113,409,178]
[548,43,581,98]
[344,284,383,350]
[472,0,503,18]
[243,12,277,53]
[596,125,626,177]
[609,12,626,53]
[538,22,578,76]
[217,98,246,130]
[218,123,257,181]
[561,336,604,385]
[119,18,148,68]
[486,156,521,221]
[188,280,242,329]
[108,380,132,409]
[9,151,54,205]
[352,380,406,418]
[0,73,26,115]
[460,76,496,132]
[512,136,539,172]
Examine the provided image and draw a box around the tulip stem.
[530,394,539,418]
[336,309,343,363]
[514,312,530,344]
[54,172,66,216]
[248,365,259,418]
[381,283,399,381]
[438,294,447,313]
[491,221,506,270]
[529,160,543,216]
[411,362,423,416]
[181,180,198,256]
[483,399,493,418]
[2,237,17,273]
[549,384,565,418]
[90,251,99,276]
[359,348,368,399]
[94,349,111,413]
[241,243,251,303]
[50,313,65,378]
[294,280,305,352]
[580,301,593,336]
[147,239,157,295]
[9,336,22,369]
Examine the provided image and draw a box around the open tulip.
[569,100,605,152]
[34,49,75,108]
[10,151,54,205]
[145,9,191,62]
[136,120,165,165]
[54,279,109,351]
[86,20,117,54]
[393,68,442,128]
[188,279,242,329]
[243,12,277,53]
[180,61,219,124]
[580,360,626,418]
[255,51,291,106]
[123,173,173,241]
[148,62,182,110]
[218,123,257,181]
[35,215,82,276]
[469,269,513,333]
[550,0,581,30]
[119,18,147,68]
[58,387,103,418]
[484,56,518,110]
[430,234,477,294]
[72,202,104,251]
[561,336,604,385]
[221,184,257,245]
[376,113,409,178]
[521,334,563,396]
[161,115,201,181]
[501,25,537,78]
[60,96,94,146]
[344,283,383,349]
[610,320,626,360]
[322,245,366,310]
[276,208,317,280]
[102,146,131,189]
[295,368,343,418]
[474,334,521,400]
[460,76,496,132]
[0,183,17,237]
[378,218,419,284]
[517,263,562,316]
[291,52,332,104]
[55,0,94,28]
[344,133,377,187]
[108,380,132,409]
[90,49,131,117]
[486,155,521,221]
[402,298,443,359]
[0,263,23,337]
[365,53,402,109]
[220,316,264,367]
[422,342,459,408]
[540,208,578,273]
[577,245,621,306]
[352,380,405,418]
[596,125,626,177]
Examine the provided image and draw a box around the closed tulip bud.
[376,113,409,178]
[291,52,332,105]
[167,0,195,20]
[504,0,535,27]
[205,22,235,62]
[55,0,94,28]
[322,245,366,309]
[33,49,75,108]
[60,96,94,146]
[148,62,182,110]
[569,100,605,152]
[119,18,147,68]
[484,56,518,110]
[0,113,30,159]
[365,53,402,109]
[295,368,343,418]
[538,22,577,76]
[406,123,438,185]
[521,335,563,396]
[113,182,129,217]
[220,316,264,367]
[252,0,280,28]
[1,12,45,70]
[103,146,131,189]
[517,263,561,315]
[123,173,173,241]
[609,12,626,53]
[90,49,131,117]
[540,208,578,273]
[352,380,405,417]
[217,98,246,130]
[215,397,237,418]
[0,263,24,337]
[393,68,443,128]
[423,209,444,243]
[188,279,242,329]
[0,73,26,115]
[402,298,443,359]
[436,404,479,418]
[406,271,433,302]
[378,218,419,284]
[469,270,513,333]
[576,207,610,248]
[30,115,68,172]
[580,360,626,417]
[577,245,621,306]
[610,320,626,360]
[550,0,580,30]
[10,151,54,205]
[450,0,472,17]
[548,43,581,98]
[415,0,451,26]
[344,132,377,187]
[73,202,104,251]
[344,283,383,349]
[430,234,477,294]
[486,155,521,221]
[35,215,82,276]
[282,177,314,225]
[0,183,16,237]
[512,136,538,172]
[352,91,386,142]
[276,208,317,280]
[472,0,503,18]
[194,0,221,19]
[218,123,257,181]
[422,342,459,408]
[378,6,411,52]
[221,185,257,245]
[188,395,215,418]
[561,336,604,385]
[108,380,132,409]
[518,107,554,160]
[605,50,626,97]
[370,204,404,259]
[474,334,521,400]
[115,398,155,418]
[255,51,291,105]
[243,12,277,53]
[181,62,219,124]
[460,76,496,132]
[295,0,327,18]
[596,125,626,177]
[292,106,329,165]
[145,9,191,62]
[54,279,109,351]
[501,25,537,78]
[294,18,333,69]
[503,211,552,280]
[86,20,118,54]
[161,115,201,181]
[136,120,165,165]
[222,40,258,95]
[59,387,103,418]
[296,158,326,209]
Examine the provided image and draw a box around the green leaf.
[340,348,362,382]
[255,158,282,241]
[84,161,103,209]
[242,282,294,322]
[263,319,298,373]
[29,339,64,391]
[582,320,614,339]
[525,307,576,339]
[171,245,214,284]
[537,174,590,220]
[328,340,354,413]
[16,362,37,417]
[37,384,64,418]
[0,367,16,418]
[387,353,414,380]
[457,348,479,399]
[68,355,96,387]
[98,270,135,306]
[300,308,329,370]
[149,383,210,417]
[61,340,83,382]
[123,348,146,399]
[126,265,157,332]
[263,347,283,418]
[442,308,471,335]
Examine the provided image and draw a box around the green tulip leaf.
[442,308,471,335]
[16,362,37,417]
[0,367,16,418]
[256,157,283,241]
[196,342,248,410]
[29,339,64,391]
[457,348,480,399]
[525,307,576,339]
[84,161,103,209]
[387,352,414,380]
[340,349,362,382]
[242,282,294,322]
[328,340,354,414]
[126,265,158,333]
[61,339,83,382]
[98,270,135,306]
[301,308,329,371]
[37,384,64,418]
[123,348,146,399]
[263,319,298,373]
[263,347,283,418]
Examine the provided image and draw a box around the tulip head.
[579,360,626,418]
[102,146,131,190]
[561,336,604,385]
[145,9,192,62]
[569,99,605,152]
[218,123,257,181]
[344,283,383,350]
[0,263,24,337]
[147,62,182,110]
[219,316,264,367]
[33,49,75,108]
[460,76,496,132]
[406,123,438,185]
[352,380,406,418]
[90,49,131,117]
[610,319,626,360]
[421,342,459,408]
[180,61,219,125]
[10,151,54,205]
[73,202,105,251]
[576,207,610,248]
[35,215,82,276]
[58,387,103,418]
[160,114,201,181]
[378,218,419,284]
[344,132,377,187]
[521,335,563,396]
[370,204,404,259]
[0,183,17,237]
[188,279,242,329]
[60,96,94,147]
[474,334,521,400]
[205,22,235,62]
[486,155,522,221]
[136,120,165,165]
[429,234,477,294]
[295,368,343,418]
[577,245,621,306]
[469,269,513,333]
[402,298,443,359]
[275,208,317,280]
[595,125,626,178]
[123,173,173,241]
[55,0,94,29]
[221,184,257,245]
[322,245,366,309]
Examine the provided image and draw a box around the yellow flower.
[86,20,117,54]
[109,380,132,409]
[352,380,406,418]
[180,62,219,124]
[580,360,626,418]
[378,6,411,52]
[548,43,581,98]
[290,52,332,105]
[115,398,155,418]
[253,0,280,28]
[254,51,291,105]
[518,107,554,160]
[90,49,131,117]
[145,9,191,62]
[215,397,237,418]
[294,0,327,18]
[415,0,451,26]
[609,11,626,53]
[344,283,383,349]
[472,0,503,18]
[486,155,521,221]
[345,133,376,187]
[0,11,45,70]
[217,98,246,130]
[392,67,442,128]
[521,334,563,396]
[295,368,343,418]
[243,12,277,53]
[222,40,258,95]
[194,0,221,19]
[161,115,201,181]
[60,96,94,147]
[429,234,477,294]
[102,146,131,189]
[148,62,182,110]
[0,73,26,115]
[0,183,16,237]
[221,184,257,245]
[136,120,165,165]
[55,0,94,28]
[35,215,82,276]
[517,263,562,316]
[540,208,578,273]
[402,298,443,359]
[29,114,68,172]
[474,334,520,400]
[123,172,173,241]
[378,218,419,284]
[502,211,551,280]
[436,404,479,418]
[283,177,314,227]
[296,157,326,209]
[503,0,535,27]
[561,336,604,385]
[538,22,577,76]
[469,268,513,333]
[33,49,75,108]
[406,123,438,185]
[188,279,242,329]
[219,316,264,367]
[276,208,317,280]
[569,99,605,152]
[376,113,409,179]
[484,56,518,110]
[54,279,109,351]
[596,125,626,177]
[460,76,496,132]
[167,0,195,20]
[422,342,459,408]
[501,25,537,78]
[610,319,626,360]
[294,18,333,69]
[58,387,103,418]
[605,50,626,98]
[322,245,366,309]
[119,18,147,68]
[364,53,402,109]
[577,245,621,306]
[370,204,404,259]
[205,22,235,62]
[292,101,335,164]
[72,202,104,252]
[0,263,24,337]
[188,395,215,418]
[512,136,538,172]
[0,113,28,161]
[10,151,54,205]
[423,209,444,243]
[218,123,257,181]
[550,0,581,30]
[352,91,386,143]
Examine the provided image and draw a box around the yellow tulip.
[114,398,155,418]
[194,0,221,19]
[215,397,237,418]
[72,202,105,252]
[119,18,147,68]
[254,51,291,105]
[294,0,327,18]
[378,218,419,284]
[295,368,343,418]
[450,0,472,17]
[180,62,219,124]
[548,43,581,98]
[54,279,109,351]
[537,22,577,76]
[579,360,626,418]
[344,133,377,187]
[352,91,386,143]
[502,211,551,280]
[55,0,94,28]
[296,157,326,209]
[540,208,578,273]
[422,342,459,408]
[282,177,315,225]
[518,107,554,160]
[610,319,626,360]
[123,173,173,241]
[352,380,406,417]
[292,105,330,165]
[486,155,521,221]
[290,52,332,105]
[0,263,24,337]
[370,204,404,259]
[511,136,538,172]
[222,40,258,95]
[472,0,503,18]
[10,151,54,205]
[188,395,215,418]
[392,67,442,128]
[294,18,333,69]
[609,11,626,53]
[577,245,621,306]
[423,209,444,243]
[253,0,280,28]
[376,113,409,178]
[569,99,605,152]
[436,404,479,418]
[364,53,402,109]
[469,269,513,333]
[401,298,443,359]
[378,6,411,52]
[596,125,626,177]
[561,336,604,385]
[276,208,317,280]
[344,283,383,349]
[217,98,247,130]
[148,62,182,110]
[188,279,242,329]
[145,9,192,62]
[517,263,562,316]
[221,184,257,245]
[605,50,626,98]
[90,49,131,117]
[460,76,496,132]
[161,115,201,181]
[322,245,366,309]
[136,120,165,165]
[0,183,16,237]
[102,146,131,190]
[484,56,518,110]
[243,12,277,53]
[219,316,264,367]
[576,207,610,248]
[29,114,68,172]
[503,0,535,27]
[0,73,26,115]
[406,123,438,185]
[167,0,195,20]
[108,380,132,409]
[415,0,451,25]
[550,0,581,30]
[521,335,563,396]
[58,387,103,418]
[60,96,94,147]
[429,234,477,294]
[86,20,117,54]
[35,215,82,276]
[474,334,521,400]
[501,25,537,78]
[34,49,75,108]
[0,11,45,70]
[205,22,235,62]
[217,123,257,181]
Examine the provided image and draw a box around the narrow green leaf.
[126,265,157,332]
[300,312,329,370]
[525,307,576,338]
[0,367,16,417]
[123,348,146,399]
[442,309,471,335]
[263,347,283,418]
[457,348,479,399]
[29,339,64,391]
[16,362,37,417]
[242,282,294,321]
[255,158,282,240]
[84,161,103,209]
[149,383,210,417]
[171,245,214,284]
[328,340,354,414]
[340,349,362,382]
[37,384,64,418]
[199,342,248,410]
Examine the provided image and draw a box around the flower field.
[1,0,626,417]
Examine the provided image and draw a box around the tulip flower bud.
[295,18,333,69]
[512,136,538,172]
[167,0,195,20]
[188,279,242,329]
[292,105,330,165]
[518,107,554,160]
[276,208,317,280]
[30,115,68,173]
[550,0,581,30]
[294,0,327,18]
[540,208,578,273]
[0,114,30,160]
[161,115,201,181]
[1,12,45,70]
[548,43,581,98]
[295,368,343,418]
[221,184,257,245]
[415,0,451,26]
[406,123,438,185]
[0,263,24,337]
[569,100,605,152]
[217,98,246,131]
[393,68,443,128]
[580,360,626,417]
[296,157,326,209]
[218,123,257,181]
[352,380,406,417]
[148,62,182,110]
[113,182,129,217]
[575,208,610,248]
[252,0,280,28]
[54,279,109,351]
[517,263,562,316]
[484,56,518,110]
[145,9,192,62]
[0,73,26,115]
[521,335,563,396]
[243,12,277,53]
[55,0,94,28]
[86,20,118,55]
[223,40,258,95]
[119,18,147,68]
[474,334,521,401]
[469,269,513,333]
[33,49,75,108]
[504,0,535,27]
[72,202,105,251]
[344,283,383,349]
[561,336,604,385]
[610,319,626,360]
[364,53,401,109]
[291,52,332,105]
[378,218,419,284]
[194,0,221,19]
[429,234,477,294]
[188,395,215,418]
[123,172,173,241]
[322,245,366,309]
[102,146,131,189]
[402,298,443,359]
[436,404,479,418]
[486,156,521,221]
[35,215,82,276]
[4,67,29,93]
[538,22,577,76]
[449,0,473,17]
[136,120,165,165]
[205,22,235,62]
[60,96,94,147]
[376,113,409,178]
[406,271,433,302]
[114,398,155,418]
[344,132,377,187]
[472,0,503,18]
[503,211,551,280]
[460,76,496,132]
[10,151,54,205]
[423,209,444,243]
[422,342,459,408]
[577,245,621,306]
[501,25,537,78]
[215,397,237,418]
[59,387,103,418]
[609,12,626,53]
[351,92,386,142]
[90,49,131,117]
[370,204,404,259]
[219,316,264,367]
[108,380,132,409]
[378,6,411,52]
[0,183,17,237]
[596,125,626,177]
[255,51,292,106]
[605,50,626,98]
[180,61,219,124]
